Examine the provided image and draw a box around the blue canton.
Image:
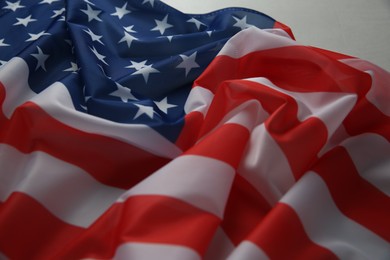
[0,0,276,142]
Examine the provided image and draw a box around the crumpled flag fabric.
[0,0,389,259]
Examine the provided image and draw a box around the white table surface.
[161,0,390,71]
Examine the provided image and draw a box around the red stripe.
[248,203,338,259]
[187,123,249,168]
[0,193,83,259]
[344,97,390,141]
[195,46,371,95]
[312,146,390,242]
[197,80,247,137]
[60,195,220,259]
[0,193,219,259]
[221,174,271,245]
[175,111,203,151]
[0,83,170,190]
[236,81,327,179]
[266,116,328,180]
[195,78,328,179]
[221,80,327,179]
[195,78,275,140]
[273,21,295,40]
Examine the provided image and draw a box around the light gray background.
[161,0,390,71]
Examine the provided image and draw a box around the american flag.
[0,0,389,259]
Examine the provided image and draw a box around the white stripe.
[0,144,124,228]
[342,133,390,196]
[213,100,269,132]
[281,172,390,260]
[227,241,269,260]
[218,27,296,59]
[204,228,235,260]
[196,100,269,145]
[318,124,350,157]
[184,86,214,115]
[0,57,181,159]
[246,77,358,140]
[341,58,390,116]
[118,155,235,218]
[184,30,292,118]
[238,124,295,205]
[113,242,200,260]
[264,28,293,39]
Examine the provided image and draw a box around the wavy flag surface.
[0,0,389,259]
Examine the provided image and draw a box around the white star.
[233,16,253,30]
[63,62,79,73]
[98,64,111,78]
[90,46,108,65]
[132,64,159,83]
[80,88,90,109]
[111,3,131,19]
[158,35,173,42]
[39,0,59,4]
[14,15,37,27]
[154,97,177,114]
[187,17,205,30]
[31,46,49,71]
[206,30,213,37]
[109,83,137,102]
[25,31,51,42]
[127,60,159,83]
[176,51,200,77]
[80,104,87,111]
[134,104,154,119]
[118,31,138,48]
[124,25,136,33]
[142,0,155,7]
[84,28,104,45]
[0,60,8,67]
[85,95,91,102]
[81,4,102,22]
[151,15,173,35]
[0,39,10,47]
[82,85,90,102]
[3,1,24,12]
[51,8,66,18]
[126,60,147,71]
